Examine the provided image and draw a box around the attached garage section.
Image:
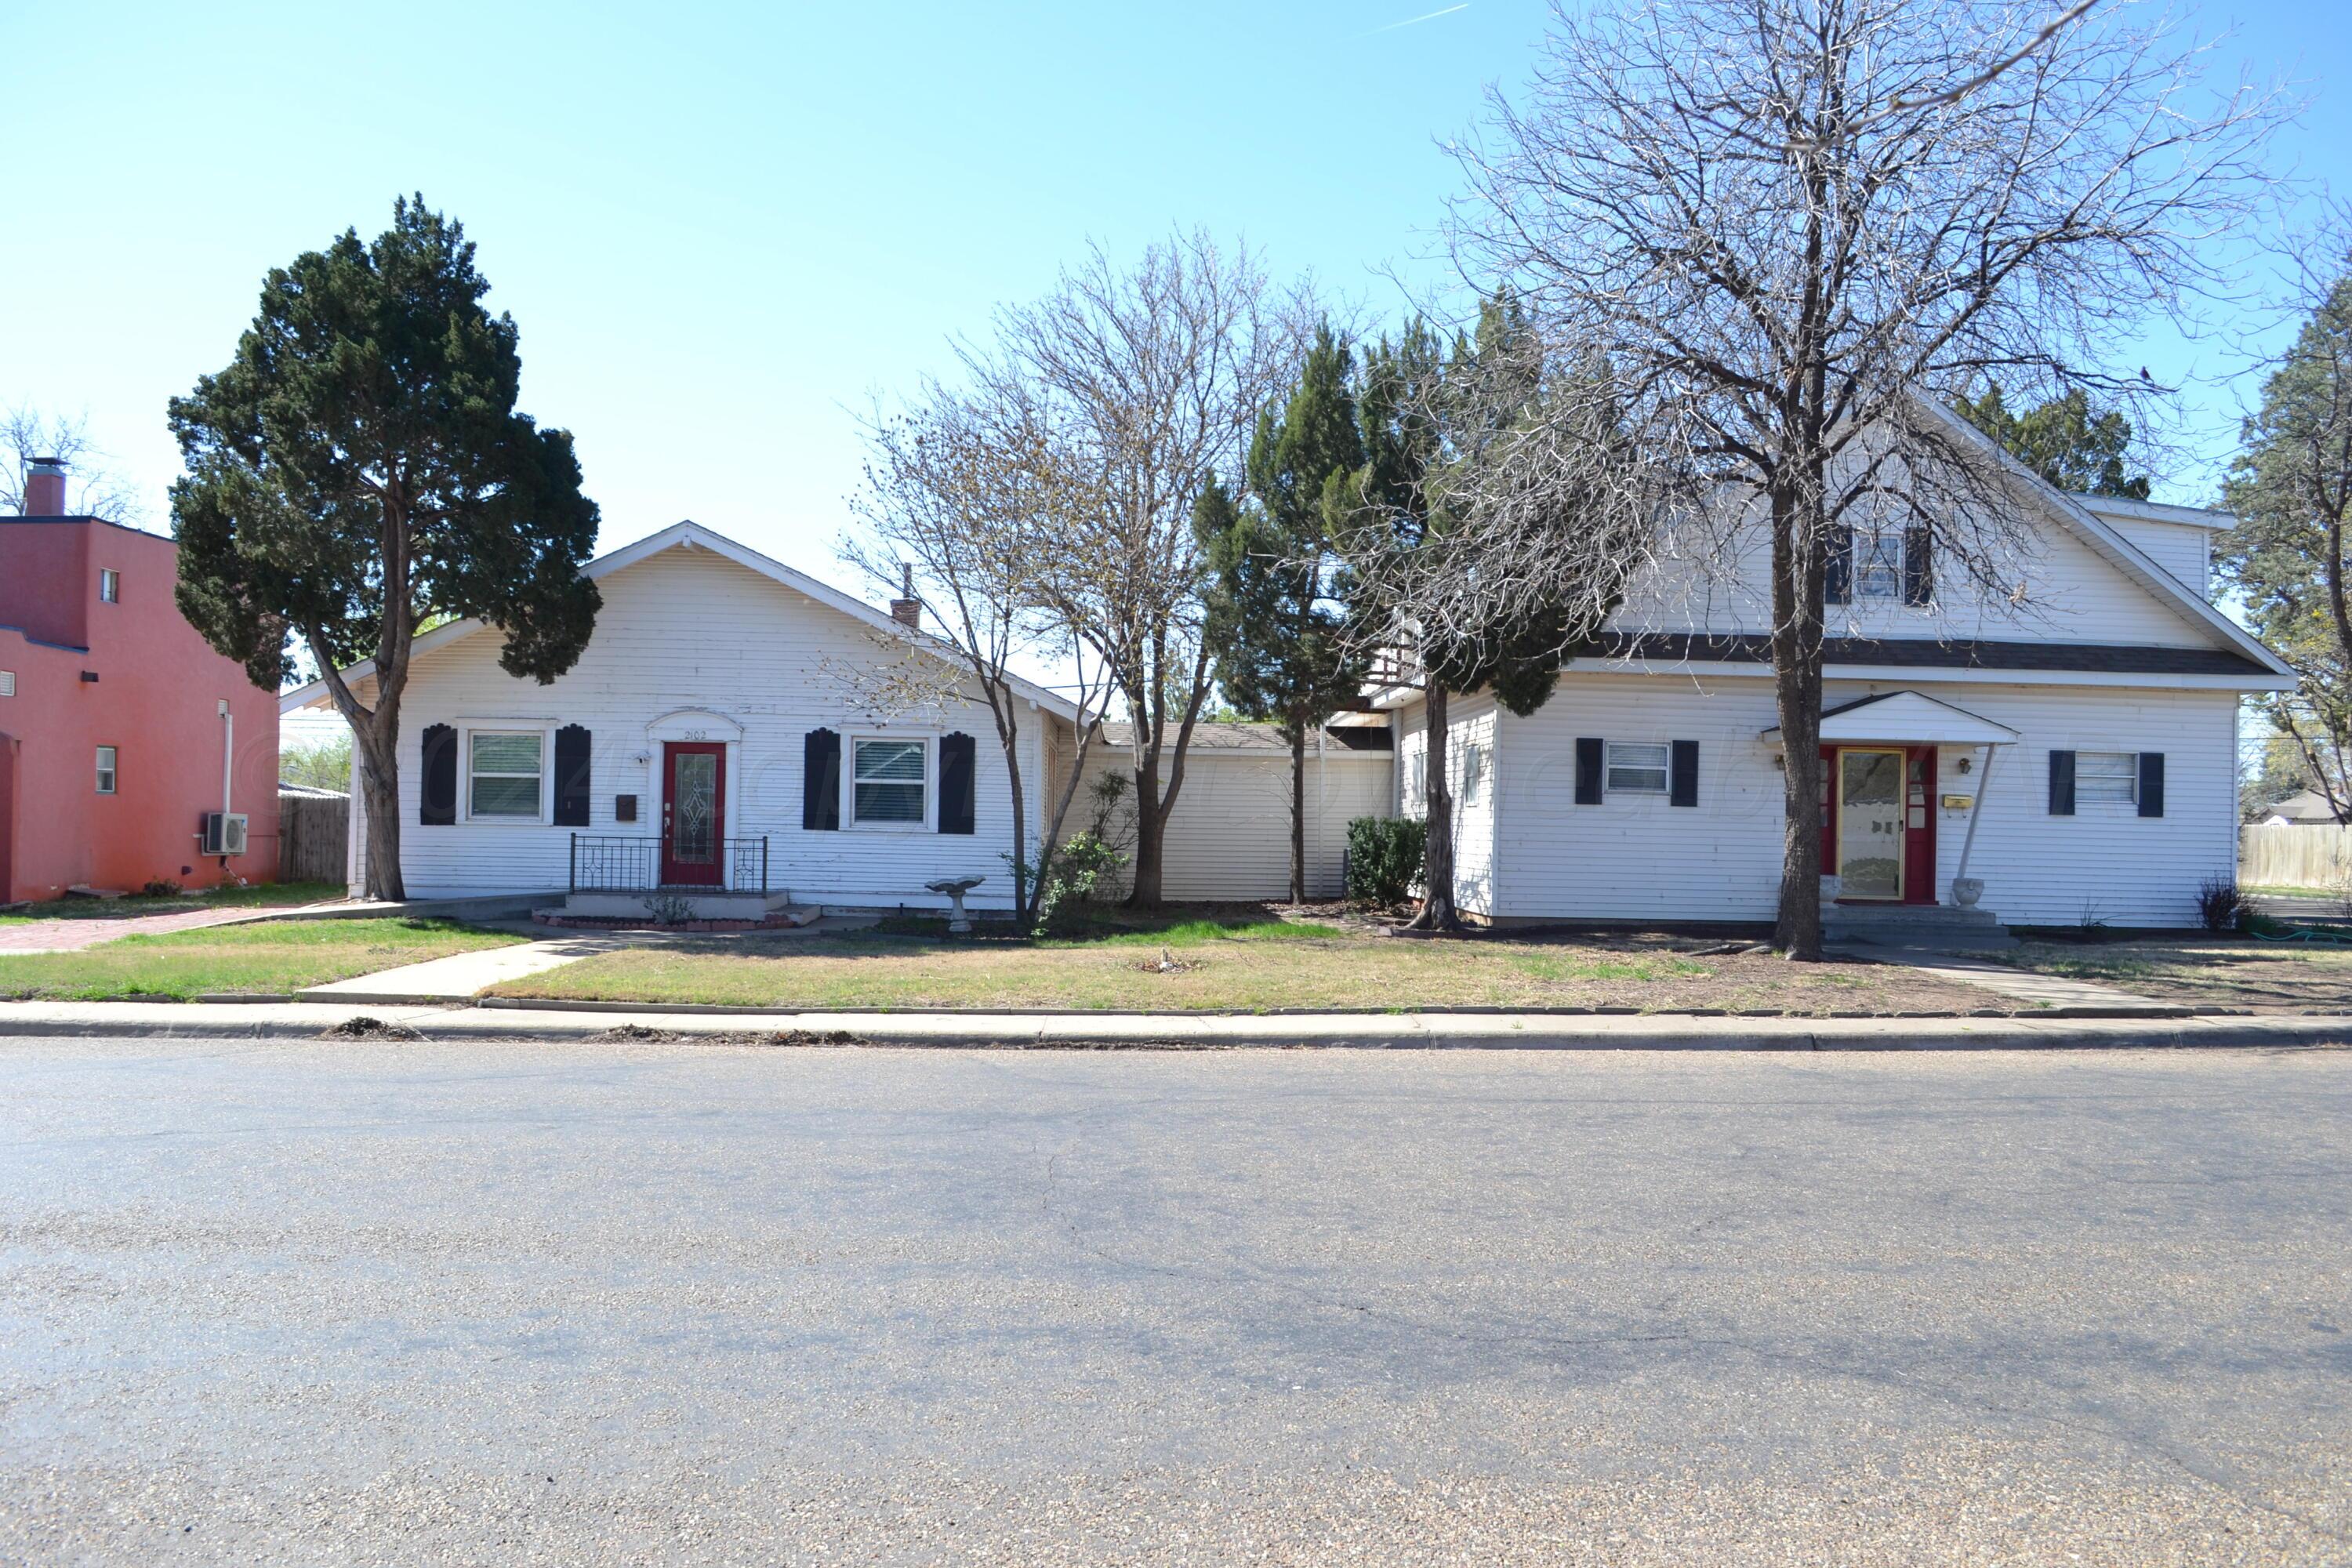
[1077,723,1394,901]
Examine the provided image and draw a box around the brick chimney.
[889,562,920,630]
[22,456,66,516]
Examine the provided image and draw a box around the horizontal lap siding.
[1615,506,2220,648]
[1397,696,1499,916]
[1488,674,2238,927]
[1076,746,1392,901]
[364,550,1045,908]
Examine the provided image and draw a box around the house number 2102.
[678,730,709,740]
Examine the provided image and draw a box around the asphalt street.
[2,1036,2348,1566]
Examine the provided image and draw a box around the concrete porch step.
[1824,902,2017,951]
[541,888,812,926]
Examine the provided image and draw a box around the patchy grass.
[489,924,1998,1015]
[1998,937,2352,1014]
[0,881,346,927]
[0,918,522,1001]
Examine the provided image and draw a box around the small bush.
[642,892,698,926]
[1345,816,1427,906]
[2195,873,2251,933]
[1032,830,1127,936]
[140,879,182,898]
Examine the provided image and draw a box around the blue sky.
[5,0,2349,596]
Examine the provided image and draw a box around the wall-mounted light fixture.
[1956,756,1973,775]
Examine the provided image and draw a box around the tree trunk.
[354,717,406,903]
[1769,478,1826,960]
[1410,682,1457,931]
[1288,719,1307,906]
[1127,753,1165,906]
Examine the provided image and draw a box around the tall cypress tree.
[1197,323,1367,903]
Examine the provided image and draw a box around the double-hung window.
[2075,750,2138,805]
[1854,524,1903,600]
[468,731,545,818]
[1605,742,1670,794]
[95,745,117,795]
[851,737,926,825]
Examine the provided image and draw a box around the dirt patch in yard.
[1998,937,2352,1015]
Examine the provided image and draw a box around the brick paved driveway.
[0,907,277,955]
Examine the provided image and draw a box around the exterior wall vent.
[0,670,13,697]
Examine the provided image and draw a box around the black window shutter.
[1825,522,1853,605]
[1574,738,1605,805]
[803,728,840,830]
[939,731,977,834]
[2048,750,2076,816]
[419,724,456,825]
[554,724,592,827]
[1902,523,1933,606]
[2138,752,2165,818]
[1669,740,1700,808]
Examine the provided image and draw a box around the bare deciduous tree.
[0,406,147,521]
[846,385,1115,926]
[1445,0,2280,956]
[966,230,1301,906]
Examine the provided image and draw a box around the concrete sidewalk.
[2,996,2347,1051]
[299,935,626,1004]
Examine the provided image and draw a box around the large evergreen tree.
[172,196,602,900]
[1197,324,1368,902]
[2217,260,2352,816]
[1955,385,2153,499]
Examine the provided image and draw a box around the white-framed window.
[468,730,546,819]
[95,745,118,794]
[850,735,927,826]
[99,568,120,604]
[2076,750,2138,805]
[1606,742,1671,794]
[1854,525,1903,600]
[1461,740,1487,807]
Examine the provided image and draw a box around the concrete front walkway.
[1865,949,2177,1012]
[2,996,2347,1051]
[299,935,626,1004]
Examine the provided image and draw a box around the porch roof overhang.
[1760,690,2020,748]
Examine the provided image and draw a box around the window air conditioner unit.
[199,812,249,857]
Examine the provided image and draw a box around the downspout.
[219,699,234,819]
[1952,743,1998,890]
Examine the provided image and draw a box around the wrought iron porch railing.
[567,835,771,895]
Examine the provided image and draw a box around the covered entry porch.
[1766,690,2020,945]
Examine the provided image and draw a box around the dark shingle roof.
[1579,633,2272,679]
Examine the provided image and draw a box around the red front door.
[1821,744,1938,905]
[660,742,726,887]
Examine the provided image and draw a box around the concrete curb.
[2,1000,2347,1052]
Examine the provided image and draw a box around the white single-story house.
[1385,434,2296,932]
[2259,789,2340,827]
[279,523,1383,913]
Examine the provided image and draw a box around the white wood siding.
[2103,517,2210,598]
[1475,673,2238,927]
[1612,503,2222,649]
[1397,695,1500,916]
[346,546,1049,909]
[1075,742,1392,901]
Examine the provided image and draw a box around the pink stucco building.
[0,459,279,903]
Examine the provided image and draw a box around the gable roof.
[1907,392,2292,681]
[1762,688,2020,746]
[278,520,1082,720]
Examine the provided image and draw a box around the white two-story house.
[1387,427,2293,932]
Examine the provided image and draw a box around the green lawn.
[0,880,346,927]
[0,918,522,1001]
[489,919,2002,1014]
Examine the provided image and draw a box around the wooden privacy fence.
[278,790,349,886]
[2239,822,2352,891]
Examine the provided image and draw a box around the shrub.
[642,892,698,926]
[140,879,183,898]
[2195,873,2251,933]
[1033,830,1127,936]
[1345,816,1427,906]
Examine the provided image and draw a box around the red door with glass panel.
[1820,744,1937,904]
[660,742,726,886]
